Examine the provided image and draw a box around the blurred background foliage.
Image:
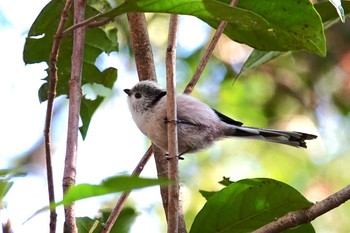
[118,12,350,232]
[3,2,350,232]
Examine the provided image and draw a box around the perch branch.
[184,0,239,94]
[103,12,161,232]
[166,14,182,233]
[253,184,350,233]
[62,0,86,232]
[45,0,72,232]
[126,12,179,230]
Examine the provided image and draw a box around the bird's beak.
[124,89,132,96]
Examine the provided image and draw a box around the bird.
[124,80,317,156]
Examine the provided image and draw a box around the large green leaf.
[190,178,314,233]
[237,1,350,78]
[23,0,118,139]
[98,0,325,55]
[234,0,325,56]
[56,175,170,206]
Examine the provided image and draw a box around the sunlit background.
[1,1,350,232]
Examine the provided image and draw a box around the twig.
[62,0,86,232]
[62,13,102,36]
[45,0,73,232]
[253,184,350,233]
[166,14,180,233]
[184,0,239,94]
[102,147,153,233]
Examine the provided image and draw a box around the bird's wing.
[212,108,243,126]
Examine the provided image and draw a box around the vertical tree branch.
[45,0,72,232]
[62,0,86,232]
[126,11,175,230]
[184,0,239,94]
[127,13,157,81]
[166,14,181,233]
[103,12,169,232]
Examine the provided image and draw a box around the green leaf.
[79,66,117,139]
[219,176,234,186]
[23,0,118,139]
[200,177,233,200]
[234,0,325,56]
[56,175,170,206]
[80,97,104,140]
[98,0,325,55]
[237,1,350,77]
[199,190,217,200]
[0,181,13,203]
[190,178,314,233]
[238,50,286,77]
[0,168,27,179]
[0,168,27,203]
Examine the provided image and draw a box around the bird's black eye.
[135,92,142,99]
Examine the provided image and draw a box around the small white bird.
[124,81,317,156]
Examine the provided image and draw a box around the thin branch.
[184,0,239,94]
[62,12,102,36]
[45,0,73,232]
[102,147,153,233]
[253,184,350,233]
[62,0,86,232]
[166,14,181,233]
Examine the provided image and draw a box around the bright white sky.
[0,1,211,232]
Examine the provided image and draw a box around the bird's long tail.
[228,126,317,148]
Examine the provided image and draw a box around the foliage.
[101,0,325,56]
[192,178,314,233]
[23,0,118,139]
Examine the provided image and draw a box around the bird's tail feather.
[228,126,317,148]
